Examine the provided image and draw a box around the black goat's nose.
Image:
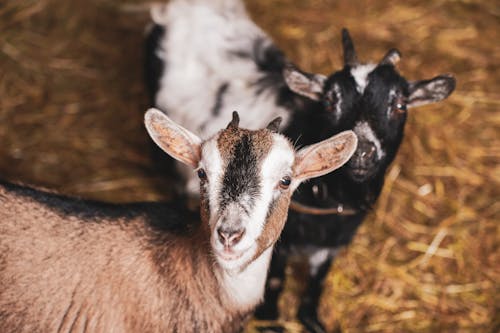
[217,227,245,247]
[358,141,377,162]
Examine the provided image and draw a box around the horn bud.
[227,111,240,129]
[342,28,358,67]
[266,117,282,133]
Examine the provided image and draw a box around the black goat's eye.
[279,176,291,190]
[395,102,407,112]
[323,97,335,113]
[197,168,207,181]
[392,96,407,114]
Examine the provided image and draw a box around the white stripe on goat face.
[350,63,376,94]
[200,138,224,218]
[353,121,385,159]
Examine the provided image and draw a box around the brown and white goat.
[0,109,357,333]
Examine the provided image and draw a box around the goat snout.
[353,140,377,165]
[217,226,245,248]
[348,140,379,182]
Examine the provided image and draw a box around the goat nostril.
[230,229,245,245]
[217,228,226,244]
[359,143,376,161]
[368,146,376,158]
[217,228,245,246]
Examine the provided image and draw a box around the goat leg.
[298,253,333,333]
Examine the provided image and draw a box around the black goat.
[256,31,456,332]
[144,1,456,331]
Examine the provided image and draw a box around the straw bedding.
[0,0,498,332]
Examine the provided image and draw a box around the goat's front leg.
[298,249,335,333]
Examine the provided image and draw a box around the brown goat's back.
[0,182,244,333]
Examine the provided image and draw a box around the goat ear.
[379,48,401,66]
[283,63,327,101]
[150,3,168,25]
[407,74,456,108]
[293,130,358,182]
[145,108,202,168]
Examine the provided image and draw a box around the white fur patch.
[350,63,376,94]
[387,88,397,117]
[332,83,343,121]
[308,248,337,276]
[353,121,385,159]
[218,247,273,310]
[200,138,224,221]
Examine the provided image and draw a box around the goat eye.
[197,168,207,181]
[279,176,291,190]
[393,96,407,114]
[395,103,407,112]
[323,98,335,113]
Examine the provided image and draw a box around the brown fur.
[0,110,356,332]
[0,184,248,333]
[216,126,244,161]
[216,127,273,162]
[254,194,291,262]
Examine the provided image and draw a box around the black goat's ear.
[407,74,456,108]
[266,117,282,133]
[283,63,327,101]
[380,48,401,66]
[227,111,240,129]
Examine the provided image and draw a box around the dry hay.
[0,0,498,332]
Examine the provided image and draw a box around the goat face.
[145,109,358,273]
[285,28,456,183]
[199,115,296,271]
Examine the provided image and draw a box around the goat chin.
[214,243,258,272]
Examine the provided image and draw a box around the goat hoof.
[298,308,326,333]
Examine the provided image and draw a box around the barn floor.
[0,0,498,332]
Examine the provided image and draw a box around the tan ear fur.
[407,74,456,108]
[283,63,327,101]
[293,130,358,181]
[144,108,202,168]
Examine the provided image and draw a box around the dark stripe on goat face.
[220,134,261,209]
